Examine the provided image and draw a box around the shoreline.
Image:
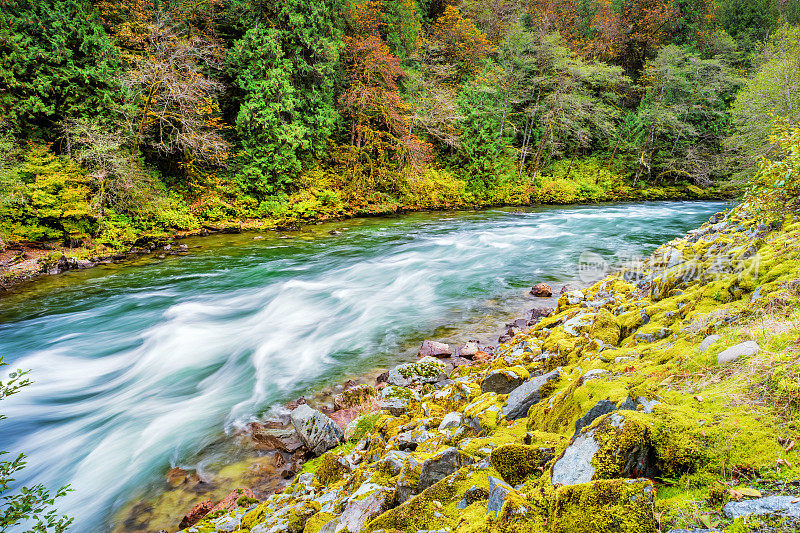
[0,190,729,294]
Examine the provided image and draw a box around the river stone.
[251,426,304,453]
[723,495,800,519]
[418,447,473,492]
[530,283,553,297]
[459,341,480,358]
[481,366,527,395]
[387,357,447,387]
[717,341,759,364]
[290,404,343,456]
[699,334,721,353]
[502,368,561,420]
[418,340,452,358]
[550,429,600,486]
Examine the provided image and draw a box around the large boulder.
[551,478,657,533]
[551,413,655,486]
[290,404,344,456]
[336,484,394,532]
[502,368,561,420]
[387,357,447,387]
[480,365,529,394]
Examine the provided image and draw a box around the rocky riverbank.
[137,203,800,532]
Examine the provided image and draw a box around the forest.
[1,0,800,252]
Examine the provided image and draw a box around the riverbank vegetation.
[0,0,798,254]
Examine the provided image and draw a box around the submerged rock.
[290,404,343,456]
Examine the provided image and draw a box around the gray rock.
[388,357,447,387]
[418,447,473,492]
[214,515,241,532]
[717,341,759,364]
[502,368,561,420]
[378,451,409,477]
[573,400,616,437]
[290,404,343,456]
[318,517,340,533]
[699,334,721,353]
[418,340,452,358]
[481,368,526,395]
[378,385,420,416]
[580,369,609,383]
[396,428,433,451]
[486,475,513,517]
[395,456,424,503]
[337,487,392,532]
[724,495,800,519]
[551,429,600,486]
[635,328,672,343]
[459,341,480,358]
[438,412,464,431]
[456,485,489,509]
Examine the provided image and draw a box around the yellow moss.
[490,444,550,485]
[550,478,657,533]
[590,308,622,346]
[303,511,336,533]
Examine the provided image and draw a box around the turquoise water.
[0,201,725,531]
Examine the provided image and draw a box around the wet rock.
[178,499,213,530]
[699,334,721,353]
[388,357,447,387]
[376,371,389,383]
[717,341,759,364]
[560,284,577,294]
[290,404,343,456]
[458,340,480,358]
[530,283,553,297]
[418,447,473,492]
[251,426,304,453]
[378,385,419,416]
[211,488,257,513]
[418,340,452,358]
[502,368,561,420]
[328,408,361,432]
[529,307,554,324]
[723,495,800,519]
[481,366,528,395]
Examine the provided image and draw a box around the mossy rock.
[303,511,336,533]
[551,478,657,533]
[315,452,351,486]
[490,443,552,485]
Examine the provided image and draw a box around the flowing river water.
[0,201,726,532]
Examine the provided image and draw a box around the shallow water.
[0,201,726,531]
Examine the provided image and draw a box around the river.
[0,201,725,532]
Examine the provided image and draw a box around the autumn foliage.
[429,6,494,76]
